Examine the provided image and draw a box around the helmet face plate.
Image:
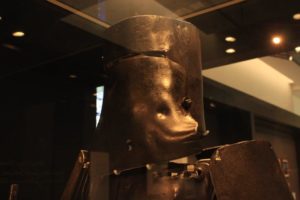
[92,15,206,172]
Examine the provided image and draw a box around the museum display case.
[0,0,300,199]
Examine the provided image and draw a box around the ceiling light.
[225,48,236,54]
[293,13,300,20]
[225,36,236,42]
[295,46,300,53]
[289,56,293,61]
[2,43,20,51]
[209,102,216,108]
[272,36,282,45]
[12,31,25,37]
[69,74,77,79]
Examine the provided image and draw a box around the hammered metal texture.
[210,141,293,200]
[92,15,205,172]
[100,163,214,200]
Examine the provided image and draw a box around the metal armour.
[92,15,206,172]
[209,141,293,200]
[106,162,214,200]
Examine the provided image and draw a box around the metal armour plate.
[210,140,293,200]
[106,163,214,200]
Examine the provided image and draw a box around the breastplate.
[103,161,215,200]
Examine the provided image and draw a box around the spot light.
[69,74,77,79]
[293,13,300,20]
[209,102,216,108]
[225,36,236,42]
[2,43,20,51]
[289,56,293,61]
[12,31,25,37]
[295,46,300,53]
[225,48,236,54]
[272,36,282,45]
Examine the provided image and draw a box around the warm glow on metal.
[293,13,300,20]
[225,36,236,42]
[225,48,236,54]
[162,78,171,88]
[272,36,281,45]
[12,31,25,37]
[295,46,300,53]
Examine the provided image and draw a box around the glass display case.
[0,0,299,199]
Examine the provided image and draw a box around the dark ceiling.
[0,0,299,86]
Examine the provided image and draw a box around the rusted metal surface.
[74,16,294,200]
[101,161,214,200]
[8,184,19,200]
[61,150,89,200]
[209,140,293,200]
[70,141,294,200]
[92,15,206,172]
